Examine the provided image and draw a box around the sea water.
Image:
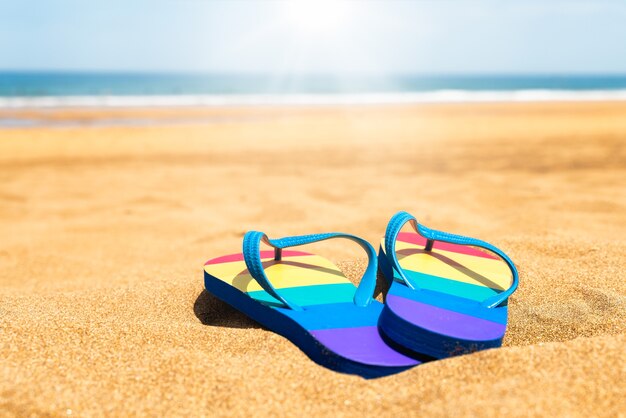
[1,72,626,108]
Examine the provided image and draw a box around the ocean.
[1,72,626,107]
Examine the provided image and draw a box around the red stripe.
[204,250,312,265]
[395,232,498,260]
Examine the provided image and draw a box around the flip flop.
[203,231,421,378]
[378,211,519,359]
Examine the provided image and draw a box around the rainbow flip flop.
[203,231,421,378]
[378,211,519,359]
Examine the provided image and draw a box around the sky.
[0,0,625,74]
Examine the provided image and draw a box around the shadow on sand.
[193,289,261,329]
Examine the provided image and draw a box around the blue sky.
[0,0,625,74]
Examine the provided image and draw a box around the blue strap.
[384,211,519,308]
[242,231,378,311]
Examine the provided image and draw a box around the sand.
[1,102,625,417]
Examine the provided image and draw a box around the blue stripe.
[280,302,383,330]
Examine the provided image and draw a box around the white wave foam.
[2,90,626,108]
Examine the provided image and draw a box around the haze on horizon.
[0,0,625,75]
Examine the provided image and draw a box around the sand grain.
[1,103,625,417]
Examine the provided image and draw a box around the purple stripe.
[386,295,506,341]
[310,326,420,367]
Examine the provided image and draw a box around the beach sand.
[1,102,625,417]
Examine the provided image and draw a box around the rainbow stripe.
[385,232,512,302]
[379,232,512,353]
[204,250,355,308]
[204,250,420,370]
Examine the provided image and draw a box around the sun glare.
[281,0,352,38]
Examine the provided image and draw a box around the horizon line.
[2,70,626,78]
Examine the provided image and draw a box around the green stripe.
[396,270,501,302]
[248,283,356,307]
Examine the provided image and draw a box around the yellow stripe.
[204,254,351,293]
[382,239,512,290]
